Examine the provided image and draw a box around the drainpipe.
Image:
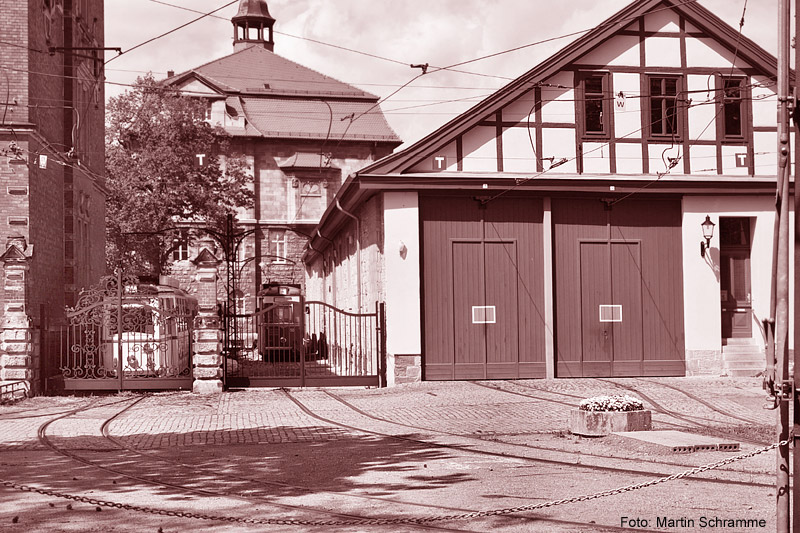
[336,199,361,312]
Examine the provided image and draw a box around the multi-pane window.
[270,230,287,263]
[298,180,325,220]
[721,77,745,139]
[583,74,608,136]
[649,76,681,137]
[172,242,189,262]
[579,73,610,138]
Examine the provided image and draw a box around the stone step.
[723,359,765,377]
[722,345,765,355]
[614,430,740,453]
[723,338,760,346]
[723,351,765,361]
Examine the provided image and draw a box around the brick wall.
[28,138,65,323]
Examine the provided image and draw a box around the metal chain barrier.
[1,440,787,526]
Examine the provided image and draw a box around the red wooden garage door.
[421,195,545,380]
[553,198,685,377]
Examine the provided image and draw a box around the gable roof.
[303,0,785,261]
[358,0,783,176]
[168,44,378,100]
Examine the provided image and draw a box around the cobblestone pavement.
[0,376,773,451]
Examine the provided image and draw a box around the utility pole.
[776,0,791,530]
[793,0,800,528]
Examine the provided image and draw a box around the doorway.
[719,217,752,339]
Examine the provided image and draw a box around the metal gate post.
[378,302,386,388]
[115,270,123,392]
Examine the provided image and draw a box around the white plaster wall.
[690,144,718,175]
[582,142,612,174]
[752,77,777,128]
[502,89,535,122]
[410,140,458,172]
[686,75,717,142]
[540,128,578,173]
[721,145,751,175]
[612,73,641,139]
[645,37,682,68]
[540,73,574,122]
[576,36,640,67]
[682,197,794,353]
[502,127,537,173]
[647,143,681,175]
[461,125,497,172]
[686,37,753,69]
[383,192,421,358]
[614,143,643,174]
[644,10,680,32]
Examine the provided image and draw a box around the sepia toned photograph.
[0,0,795,531]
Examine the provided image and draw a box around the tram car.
[255,283,304,362]
[101,277,198,376]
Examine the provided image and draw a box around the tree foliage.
[105,75,253,275]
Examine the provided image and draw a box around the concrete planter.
[569,409,652,437]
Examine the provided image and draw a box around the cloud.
[104,0,774,147]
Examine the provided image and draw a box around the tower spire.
[232,0,275,52]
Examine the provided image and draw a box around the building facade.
[305,0,792,384]
[0,0,106,392]
[163,0,400,312]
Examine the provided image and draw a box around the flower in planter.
[579,394,644,412]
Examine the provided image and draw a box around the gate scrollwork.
[60,273,196,384]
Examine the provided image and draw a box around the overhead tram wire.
[139,0,703,88]
[610,0,749,207]
[105,0,239,65]
[483,0,754,207]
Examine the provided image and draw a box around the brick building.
[0,0,106,392]
[162,0,400,313]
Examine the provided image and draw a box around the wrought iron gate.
[56,273,197,391]
[223,301,385,388]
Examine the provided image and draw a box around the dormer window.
[578,72,611,139]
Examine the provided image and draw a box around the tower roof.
[232,0,274,23]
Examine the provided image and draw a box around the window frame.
[647,75,684,141]
[718,76,749,142]
[270,230,288,264]
[171,241,190,262]
[577,71,612,140]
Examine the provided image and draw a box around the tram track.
[322,387,748,472]
[478,379,772,446]
[595,378,772,443]
[280,389,774,489]
[471,381,717,433]
[27,395,496,531]
[0,389,779,531]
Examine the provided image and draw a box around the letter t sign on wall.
[432,156,447,171]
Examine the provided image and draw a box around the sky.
[103,0,779,149]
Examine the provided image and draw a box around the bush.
[579,394,644,412]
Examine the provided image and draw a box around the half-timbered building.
[304,0,790,384]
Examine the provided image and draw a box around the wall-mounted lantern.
[700,215,715,258]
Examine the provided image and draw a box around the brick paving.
[0,376,773,452]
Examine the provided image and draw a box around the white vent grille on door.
[472,306,496,324]
[599,305,622,322]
